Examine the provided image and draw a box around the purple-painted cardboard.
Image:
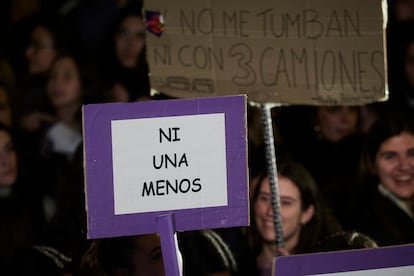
[157,214,181,276]
[83,95,248,238]
[273,244,414,275]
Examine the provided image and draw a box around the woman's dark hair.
[109,2,147,71]
[7,245,72,276]
[48,51,103,106]
[81,235,140,276]
[179,230,237,276]
[44,52,81,118]
[30,14,65,49]
[99,2,150,100]
[359,110,414,186]
[49,52,82,87]
[250,160,340,255]
[0,123,48,270]
[364,111,414,163]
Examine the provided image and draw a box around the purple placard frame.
[273,244,414,275]
[83,95,248,239]
[157,213,180,276]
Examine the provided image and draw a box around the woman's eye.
[281,200,293,206]
[258,195,270,203]
[407,149,414,157]
[149,248,162,262]
[382,152,396,160]
[118,29,130,38]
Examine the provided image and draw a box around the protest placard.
[144,0,387,105]
[273,244,414,275]
[83,95,248,239]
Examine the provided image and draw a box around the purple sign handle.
[157,213,181,276]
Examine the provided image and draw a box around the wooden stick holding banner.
[259,103,284,248]
[157,213,181,276]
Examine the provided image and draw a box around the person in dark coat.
[353,111,414,246]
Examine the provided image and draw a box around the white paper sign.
[111,113,228,215]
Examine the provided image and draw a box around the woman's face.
[129,234,164,276]
[115,15,146,68]
[375,131,414,200]
[25,25,56,75]
[0,130,17,187]
[47,56,82,109]
[316,106,358,142]
[254,176,314,247]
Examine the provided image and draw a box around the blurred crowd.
[0,0,414,275]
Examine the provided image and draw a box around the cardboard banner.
[144,0,387,105]
[273,244,414,275]
[83,95,248,238]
